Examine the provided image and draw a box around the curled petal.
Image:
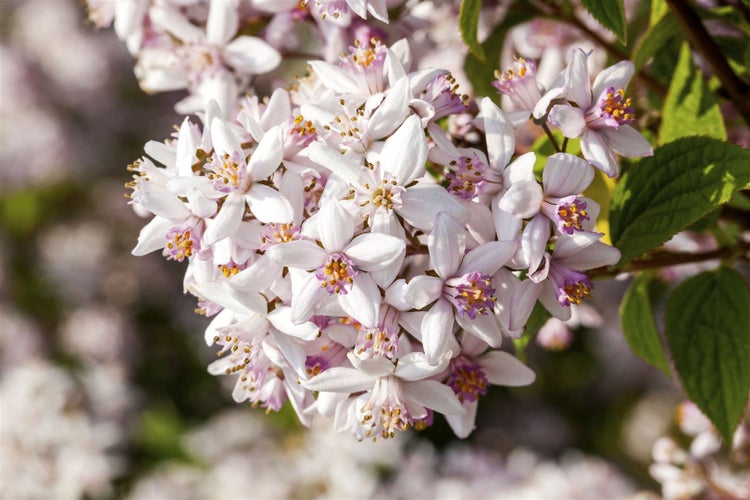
[479,351,536,386]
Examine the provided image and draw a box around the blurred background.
[0,1,686,498]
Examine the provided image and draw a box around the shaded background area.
[0,1,679,498]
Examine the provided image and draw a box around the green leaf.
[464,2,534,98]
[659,43,726,144]
[632,13,681,72]
[610,137,750,263]
[580,0,628,44]
[665,267,750,443]
[620,273,670,374]
[459,0,485,61]
[650,0,669,24]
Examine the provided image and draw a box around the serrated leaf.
[459,0,485,61]
[610,137,750,264]
[580,0,628,44]
[665,268,750,444]
[620,273,670,374]
[632,13,681,72]
[659,43,726,144]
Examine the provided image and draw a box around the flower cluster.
[117,1,649,440]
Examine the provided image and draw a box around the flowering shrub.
[90,0,749,451]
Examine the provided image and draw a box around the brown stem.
[542,123,561,152]
[666,0,750,126]
[587,241,750,279]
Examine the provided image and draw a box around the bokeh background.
[0,1,686,498]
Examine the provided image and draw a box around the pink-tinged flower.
[444,335,535,438]
[267,200,405,327]
[308,115,468,237]
[509,232,620,328]
[404,213,517,362]
[142,0,281,114]
[201,118,292,244]
[492,56,542,125]
[498,153,598,273]
[535,48,653,177]
[304,351,464,439]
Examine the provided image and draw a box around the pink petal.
[543,153,595,197]
[403,379,465,415]
[429,212,465,280]
[601,126,654,158]
[445,401,478,438]
[480,97,515,170]
[458,240,518,276]
[479,351,536,386]
[420,299,458,363]
[521,215,551,275]
[548,104,586,138]
[498,180,543,219]
[581,129,618,178]
[509,279,541,331]
[592,60,635,99]
[394,352,452,381]
[339,273,381,327]
[456,313,503,348]
[223,36,281,75]
[304,367,375,393]
[267,239,327,269]
[404,275,444,309]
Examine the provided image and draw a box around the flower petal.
[581,129,618,178]
[267,239,327,269]
[548,104,586,139]
[246,184,293,224]
[479,351,536,386]
[480,97,515,170]
[542,153,594,197]
[592,60,635,98]
[303,367,375,393]
[458,240,518,276]
[445,401,478,438]
[339,273,381,328]
[223,36,281,75]
[429,212,465,280]
[601,126,654,158]
[403,379,465,415]
[247,125,283,180]
[420,299,458,363]
[399,184,469,230]
[204,192,244,244]
[317,200,354,253]
[379,114,426,184]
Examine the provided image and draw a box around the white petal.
[379,114,426,184]
[403,379,465,415]
[498,180,543,219]
[291,272,327,324]
[345,233,405,272]
[368,77,410,141]
[429,212,465,280]
[505,152,537,183]
[223,36,281,75]
[269,308,320,341]
[318,200,354,253]
[601,126,654,158]
[458,240,518,276]
[394,352,452,381]
[521,215,550,275]
[247,125,283,180]
[230,254,281,290]
[480,97,515,170]
[539,280,572,321]
[206,0,238,46]
[480,351,536,386]
[563,48,592,109]
[267,239,327,269]
[399,184,469,230]
[445,401,478,438]
[204,192,244,244]
[420,299,458,363]
[509,280,541,331]
[548,104,586,138]
[339,273,381,327]
[543,153,595,197]
[581,129,618,178]
[132,216,173,256]
[456,313,503,348]
[211,117,243,156]
[304,144,363,185]
[404,275,444,309]
[149,4,203,42]
[308,61,361,94]
[261,88,291,130]
[139,190,190,220]
[303,367,375,393]
[559,240,621,269]
[592,60,635,98]
[246,184,293,224]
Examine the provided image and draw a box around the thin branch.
[666,0,750,126]
[587,241,750,279]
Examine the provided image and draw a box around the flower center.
[492,56,541,110]
[208,152,247,193]
[447,357,488,403]
[446,153,488,200]
[421,73,469,120]
[316,252,358,294]
[588,87,635,129]
[287,114,317,150]
[445,272,497,319]
[360,377,411,439]
[164,226,200,262]
[260,223,301,252]
[557,271,593,306]
[355,326,398,360]
[556,196,589,234]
